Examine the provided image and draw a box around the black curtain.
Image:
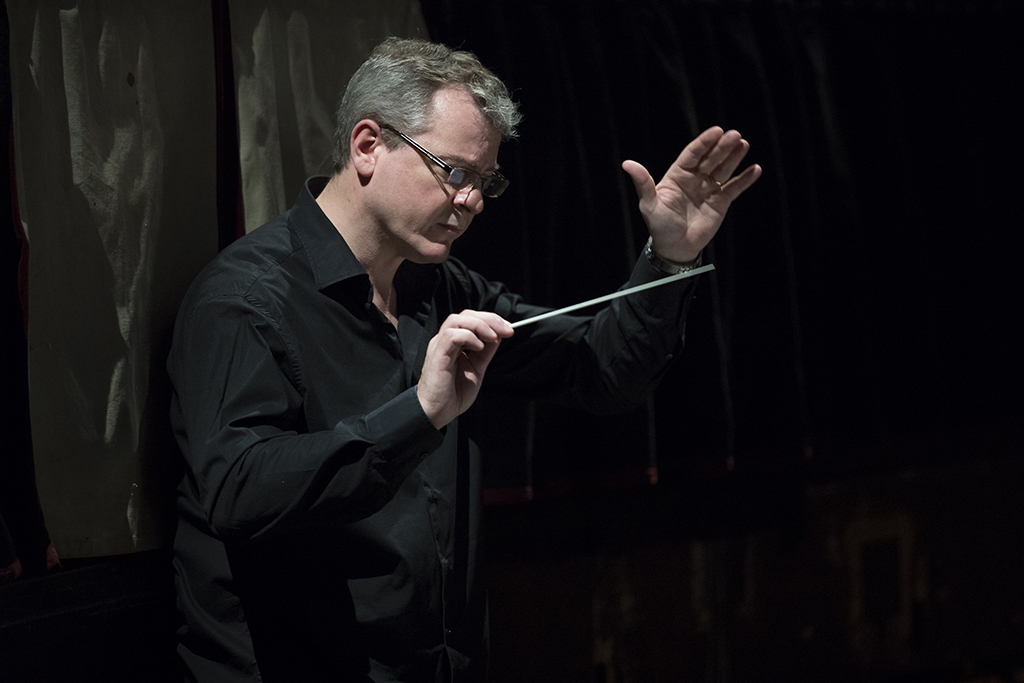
[1,0,53,578]
[4,0,1022,528]
[420,0,1024,496]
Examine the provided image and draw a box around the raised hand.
[622,126,762,264]
[417,310,514,429]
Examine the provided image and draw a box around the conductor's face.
[369,87,502,264]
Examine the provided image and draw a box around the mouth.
[437,222,464,237]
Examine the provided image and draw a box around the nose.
[453,184,485,215]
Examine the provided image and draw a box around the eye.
[447,167,482,190]
[480,172,509,198]
[447,168,468,186]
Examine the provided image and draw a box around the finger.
[462,338,502,376]
[444,327,491,354]
[461,310,515,338]
[451,337,503,396]
[672,126,724,170]
[621,160,656,212]
[442,310,513,341]
[696,129,744,178]
[434,313,512,361]
[711,137,751,182]
[717,163,762,202]
[452,309,513,335]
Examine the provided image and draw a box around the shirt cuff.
[362,386,444,464]
[623,248,701,321]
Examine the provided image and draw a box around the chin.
[405,227,460,264]
[411,243,452,264]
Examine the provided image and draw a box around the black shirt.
[168,177,696,682]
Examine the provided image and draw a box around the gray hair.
[332,37,521,172]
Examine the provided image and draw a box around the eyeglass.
[380,123,509,198]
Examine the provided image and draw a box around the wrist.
[643,237,699,275]
[414,384,449,431]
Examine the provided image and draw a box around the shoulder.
[178,213,306,324]
[439,256,500,296]
[438,256,521,315]
[169,216,305,381]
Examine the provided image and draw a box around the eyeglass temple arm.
[379,123,453,173]
[379,121,505,192]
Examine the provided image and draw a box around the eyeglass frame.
[379,123,509,199]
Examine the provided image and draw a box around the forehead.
[417,87,501,171]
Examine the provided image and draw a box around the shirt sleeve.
[168,295,444,543]
[456,254,698,414]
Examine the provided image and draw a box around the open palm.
[623,126,762,263]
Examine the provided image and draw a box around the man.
[168,37,759,682]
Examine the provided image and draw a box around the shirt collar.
[289,177,441,307]
[289,176,370,291]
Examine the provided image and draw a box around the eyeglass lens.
[447,168,507,198]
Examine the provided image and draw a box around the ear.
[350,120,385,177]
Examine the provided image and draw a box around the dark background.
[426,2,1024,680]
[2,1,1023,681]
[437,0,1024,482]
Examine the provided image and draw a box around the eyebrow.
[440,153,500,175]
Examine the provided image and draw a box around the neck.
[316,171,402,322]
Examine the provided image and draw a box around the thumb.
[465,338,502,381]
[622,160,656,213]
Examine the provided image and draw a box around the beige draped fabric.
[229,0,428,230]
[8,0,426,557]
[8,1,219,557]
